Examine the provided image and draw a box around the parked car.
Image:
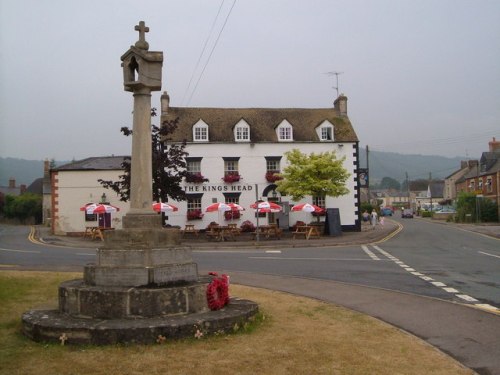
[435,207,456,214]
[380,207,393,216]
[402,209,414,218]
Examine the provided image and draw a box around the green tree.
[276,149,350,202]
[99,108,188,203]
[379,176,401,190]
[3,193,42,224]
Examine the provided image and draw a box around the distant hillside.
[1,152,466,188]
[0,158,69,187]
[358,150,464,183]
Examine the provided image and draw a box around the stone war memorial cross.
[21,21,258,345]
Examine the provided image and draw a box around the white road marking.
[265,250,282,254]
[431,281,447,287]
[371,244,499,311]
[478,251,500,259]
[76,253,95,256]
[456,294,479,302]
[361,245,380,260]
[420,276,434,281]
[0,247,40,254]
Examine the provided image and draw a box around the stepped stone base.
[83,262,199,287]
[22,298,259,345]
[59,279,208,319]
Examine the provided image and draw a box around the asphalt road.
[1,222,499,374]
[192,217,500,308]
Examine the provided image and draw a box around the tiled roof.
[162,107,358,143]
[54,156,128,171]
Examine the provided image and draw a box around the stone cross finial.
[134,21,149,50]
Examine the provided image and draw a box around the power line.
[181,0,226,106]
[186,0,237,106]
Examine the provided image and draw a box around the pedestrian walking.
[371,210,378,229]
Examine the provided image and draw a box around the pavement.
[34,220,500,375]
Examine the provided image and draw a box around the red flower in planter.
[222,173,241,183]
[185,172,208,183]
[265,171,282,183]
[187,209,204,220]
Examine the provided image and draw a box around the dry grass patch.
[0,271,473,375]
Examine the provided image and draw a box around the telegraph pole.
[429,172,433,212]
[406,171,410,209]
[366,145,370,205]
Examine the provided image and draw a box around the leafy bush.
[2,193,42,224]
[421,211,433,218]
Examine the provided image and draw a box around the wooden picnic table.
[89,227,115,241]
[253,224,282,240]
[206,226,235,242]
[182,224,199,238]
[293,225,320,240]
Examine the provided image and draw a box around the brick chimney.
[161,91,170,115]
[334,94,348,116]
[488,137,500,152]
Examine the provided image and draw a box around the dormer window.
[193,119,209,142]
[234,119,250,142]
[316,120,334,141]
[276,120,293,142]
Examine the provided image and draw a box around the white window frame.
[266,159,280,172]
[276,120,293,142]
[316,120,335,141]
[224,160,239,175]
[234,119,250,142]
[187,160,201,173]
[192,119,209,142]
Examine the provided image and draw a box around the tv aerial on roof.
[324,71,344,97]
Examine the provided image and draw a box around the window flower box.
[222,173,241,183]
[187,209,204,220]
[265,171,282,183]
[185,172,208,184]
[224,210,241,220]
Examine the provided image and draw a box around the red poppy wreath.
[206,272,230,310]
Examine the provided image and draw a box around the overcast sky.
[1,0,499,162]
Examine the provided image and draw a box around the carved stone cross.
[134,21,149,50]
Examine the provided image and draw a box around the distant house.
[444,160,478,201]
[0,178,27,197]
[414,182,444,211]
[458,137,500,214]
[50,156,130,235]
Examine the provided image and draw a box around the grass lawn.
[0,271,473,375]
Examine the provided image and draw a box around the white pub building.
[160,92,361,232]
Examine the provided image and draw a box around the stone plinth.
[83,262,199,287]
[59,279,208,319]
[102,227,181,250]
